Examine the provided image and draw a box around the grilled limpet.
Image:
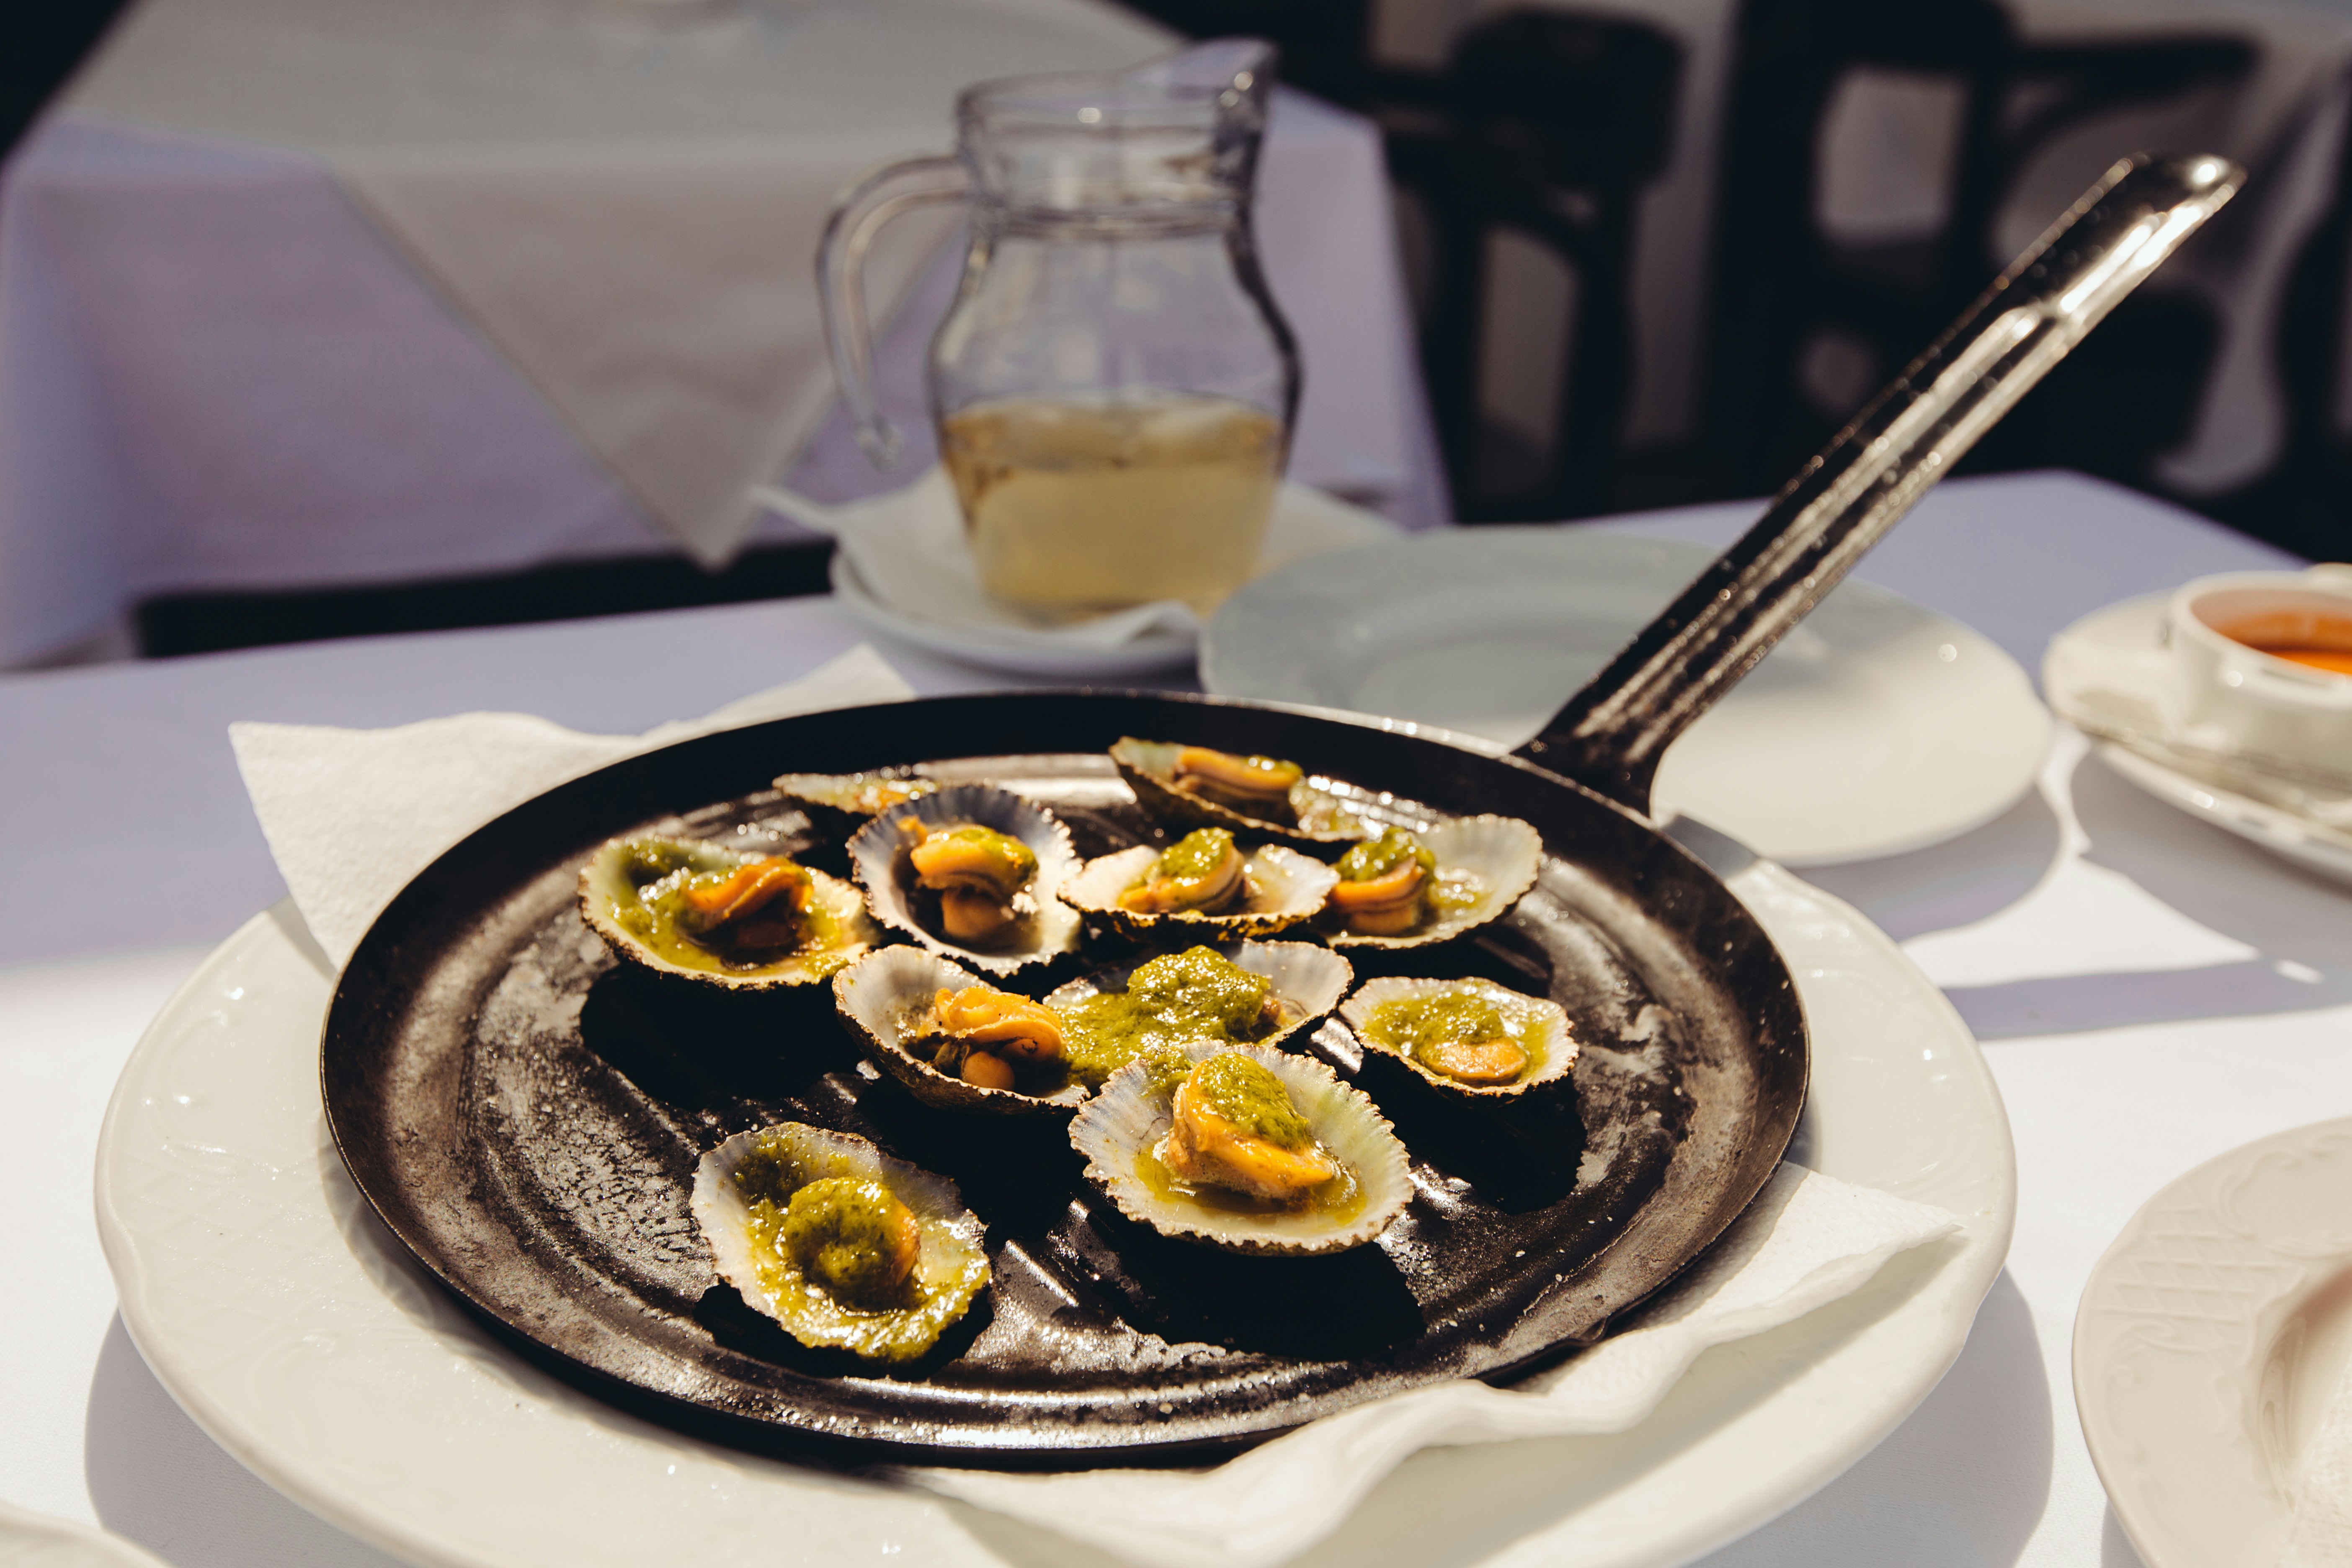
[1322,816,1542,949]
[577,834,874,990]
[833,947,1088,1115]
[1338,975,1576,1097]
[1045,941,1352,1087]
[772,769,940,835]
[846,784,1081,975]
[1069,1039,1411,1255]
[1109,737,1364,850]
[692,1122,989,1362]
[1062,835,1337,941]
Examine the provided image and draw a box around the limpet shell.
[577,834,876,991]
[1045,940,1354,1063]
[846,784,1082,976]
[773,769,940,836]
[691,1121,989,1362]
[1337,975,1577,1098]
[833,946,1089,1116]
[1069,1040,1411,1256]
[1061,842,1339,941]
[1326,815,1542,949]
[1109,737,1366,851]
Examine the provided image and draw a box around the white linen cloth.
[221,637,1960,1568]
[760,466,1399,652]
[0,91,1435,666]
[62,0,1171,568]
[4,473,2328,1568]
[229,642,912,967]
[9,0,1430,597]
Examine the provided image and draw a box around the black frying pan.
[320,157,2235,1466]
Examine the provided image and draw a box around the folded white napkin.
[229,644,912,968]
[227,645,1962,1568]
[756,466,1397,651]
[910,1162,1958,1568]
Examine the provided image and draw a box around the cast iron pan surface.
[322,692,1806,1466]
[319,160,2241,1466]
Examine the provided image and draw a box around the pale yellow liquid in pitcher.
[939,394,1285,614]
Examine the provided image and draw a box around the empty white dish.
[1202,527,2050,865]
[2075,1117,2352,1567]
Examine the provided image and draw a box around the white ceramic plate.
[2075,1117,2352,1567]
[95,854,2013,1568]
[828,549,1196,677]
[2094,742,2352,887]
[2048,594,2352,888]
[0,1501,171,1568]
[1201,529,2051,865]
[820,478,1398,678]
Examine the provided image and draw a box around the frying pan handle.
[1514,153,2242,814]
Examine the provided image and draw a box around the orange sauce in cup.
[2210,606,2352,676]
[2263,647,2352,675]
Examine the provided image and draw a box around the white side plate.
[824,478,1398,678]
[95,866,2013,1568]
[2075,1117,2352,1566]
[1202,529,2051,865]
[2048,593,2352,887]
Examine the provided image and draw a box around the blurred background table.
[7,469,2352,1567]
[13,0,2352,677]
[0,0,1441,667]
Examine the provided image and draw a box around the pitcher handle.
[818,153,973,471]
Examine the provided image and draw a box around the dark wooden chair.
[1385,11,1683,520]
[1702,0,2255,496]
[2211,89,2352,561]
[3,0,137,160]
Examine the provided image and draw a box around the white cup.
[2166,565,2352,775]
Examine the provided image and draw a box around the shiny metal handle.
[816,153,971,471]
[1516,152,2244,813]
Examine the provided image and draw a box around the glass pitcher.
[818,40,1299,615]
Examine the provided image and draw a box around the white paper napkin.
[756,467,1398,651]
[910,1162,1959,1568]
[226,645,1962,1568]
[230,643,912,968]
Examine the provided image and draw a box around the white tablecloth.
[0,0,1442,665]
[3,469,2343,1567]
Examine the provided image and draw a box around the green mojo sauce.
[1061,946,1278,1085]
[607,836,851,978]
[1155,827,1236,882]
[1187,1052,1310,1147]
[1362,983,1543,1078]
[727,1128,987,1362]
[770,1176,913,1307]
[1336,826,1436,883]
